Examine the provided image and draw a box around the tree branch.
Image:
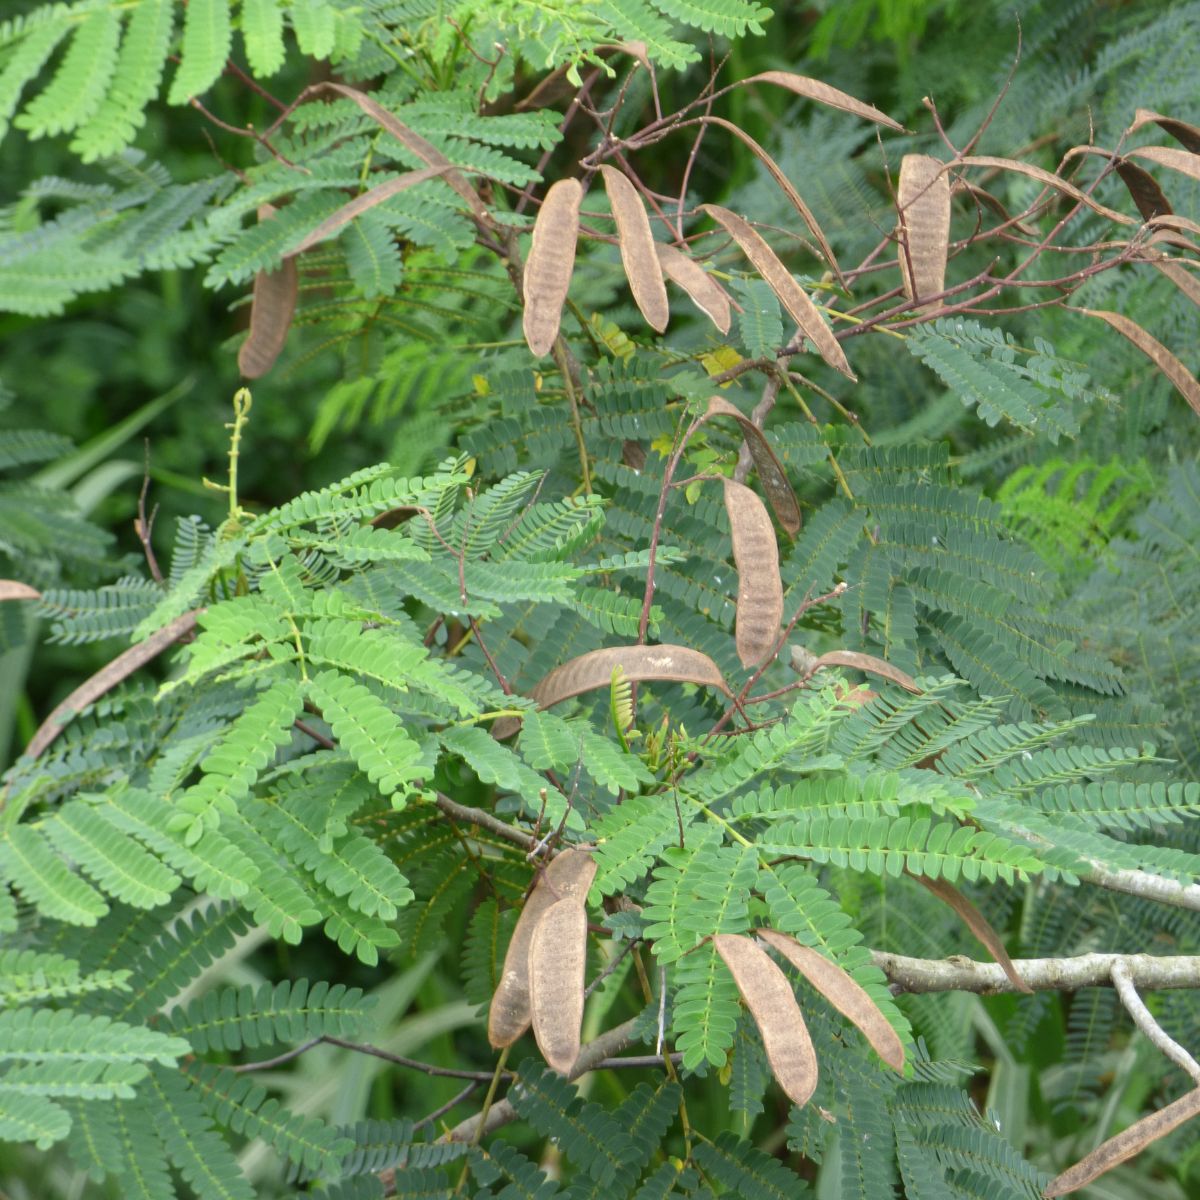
[1111,961,1200,1084]
[874,951,1200,995]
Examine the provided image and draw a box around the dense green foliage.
[2,1,1199,1198]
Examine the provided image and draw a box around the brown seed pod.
[957,156,1134,225]
[713,933,818,1109]
[529,897,588,1074]
[487,848,597,1049]
[600,165,669,333]
[810,650,921,695]
[1154,260,1200,309]
[756,929,905,1072]
[705,396,800,535]
[238,205,297,380]
[723,479,783,669]
[1076,308,1200,418]
[522,178,584,357]
[654,242,732,333]
[896,155,950,314]
[1129,108,1200,154]
[529,644,732,711]
[908,875,1031,995]
[1127,144,1200,183]
[742,72,905,130]
[1114,159,1173,221]
[700,204,855,380]
[0,581,40,601]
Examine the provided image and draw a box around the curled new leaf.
[705,396,801,534]
[600,165,668,332]
[713,933,818,1109]
[487,848,597,1049]
[1076,308,1200,418]
[1045,1088,1200,1197]
[907,875,1031,994]
[522,178,584,357]
[529,897,588,1074]
[756,929,905,1071]
[530,644,732,711]
[0,581,40,601]
[655,242,732,333]
[700,204,854,380]
[897,155,950,313]
[1129,108,1200,154]
[238,207,296,380]
[724,479,783,668]
[742,72,905,131]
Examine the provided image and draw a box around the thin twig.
[1111,961,1200,1085]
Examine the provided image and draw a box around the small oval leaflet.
[529,897,588,1074]
[705,396,801,535]
[522,178,584,357]
[529,644,732,711]
[655,242,732,333]
[600,165,669,333]
[756,929,905,1071]
[487,848,597,1049]
[897,155,950,314]
[723,479,783,668]
[714,933,818,1109]
[700,204,855,380]
[238,206,297,380]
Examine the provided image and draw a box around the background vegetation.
[1,1,1199,1197]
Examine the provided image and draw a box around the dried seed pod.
[529,644,732,711]
[238,205,297,379]
[1127,144,1200,182]
[487,848,597,1049]
[713,933,818,1109]
[723,479,783,668]
[529,897,588,1074]
[742,71,904,130]
[1077,308,1200,418]
[908,875,1031,994]
[1114,159,1173,221]
[756,929,905,1071]
[522,178,584,357]
[1129,108,1200,154]
[600,165,669,332]
[655,242,731,333]
[896,155,950,314]
[705,396,800,535]
[700,204,854,380]
[0,581,40,601]
[958,156,1134,224]
[811,650,921,694]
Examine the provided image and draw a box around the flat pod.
[742,71,905,131]
[0,581,40,601]
[1129,108,1200,154]
[655,242,731,333]
[1114,159,1172,221]
[600,165,669,332]
[1077,308,1200,418]
[811,650,921,694]
[723,479,783,669]
[522,178,584,357]
[1127,144,1200,183]
[529,644,732,711]
[713,933,818,1109]
[700,204,855,380]
[487,848,597,1049]
[957,157,1134,225]
[529,897,588,1074]
[896,155,950,314]
[705,396,800,535]
[756,929,905,1071]
[238,205,297,380]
